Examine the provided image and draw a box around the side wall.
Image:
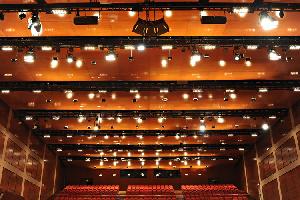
[0,100,62,200]
[243,101,300,200]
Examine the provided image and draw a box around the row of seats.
[185,197,248,200]
[62,185,119,194]
[127,185,175,195]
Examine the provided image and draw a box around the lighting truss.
[1,36,300,49]
[48,143,251,151]
[0,80,299,91]
[1,2,300,12]
[15,108,288,119]
[32,129,261,137]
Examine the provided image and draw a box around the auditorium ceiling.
[0,0,300,169]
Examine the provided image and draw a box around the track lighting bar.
[16,108,288,119]
[49,143,251,151]
[60,156,239,161]
[1,2,300,12]
[1,36,300,48]
[33,129,261,137]
[1,80,300,91]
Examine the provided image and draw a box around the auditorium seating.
[127,185,175,195]
[182,184,249,200]
[54,185,119,200]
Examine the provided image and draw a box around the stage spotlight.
[24,51,35,63]
[66,54,74,63]
[28,12,42,36]
[132,18,169,36]
[259,11,278,31]
[18,12,26,20]
[268,49,281,61]
[105,50,117,61]
[50,57,59,69]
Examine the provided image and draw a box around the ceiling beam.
[1,2,300,12]
[0,80,300,91]
[33,129,261,137]
[15,108,288,119]
[1,36,300,47]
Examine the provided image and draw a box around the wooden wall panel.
[23,180,40,200]
[0,168,23,195]
[259,153,276,180]
[275,137,298,170]
[4,139,26,172]
[27,134,44,158]
[0,131,5,158]
[280,166,300,200]
[26,155,42,182]
[272,115,293,144]
[262,179,280,200]
[292,101,300,125]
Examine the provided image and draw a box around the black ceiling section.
[0,80,300,91]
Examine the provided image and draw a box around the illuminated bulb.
[88,92,95,99]
[75,59,83,68]
[268,50,281,61]
[104,135,109,139]
[141,161,145,166]
[164,10,172,17]
[1,90,10,94]
[184,161,188,166]
[184,152,188,156]
[203,45,216,50]
[24,51,35,63]
[116,117,122,123]
[105,51,117,61]
[190,59,197,67]
[137,45,145,51]
[156,160,160,166]
[182,93,189,100]
[113,152,117,157]
[50,57,58,69]
[262,123,269,131]
[200,124,206,131]
[100,160,104,166]
[161,45,173,50]
[56,148,62,152]
[155,152,159,156]
[127,161,131,166]
[52,9,67,17]
[157,117,165,123]
[247,45,258,50]
[161,59,168,68]
[175,135,180,140]
[1,46,13,51]
[136,118,143,124]
[197,160,201,166]
[245,59,252,67]
[259,11,278,31]
[219,60,226,67]
[135,93,141,99]
[233,7,249,18]
[128,152,131,157]
[229,93,237,99]
[128,11,136,17]
[217,117,225,123]
[200,11,208,17]
[65,90,73,99]
[66,54,74,63]
[113,161,118,166]
[77,115,86,123]
[111,93,116,100]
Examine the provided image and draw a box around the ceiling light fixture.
[24,51,35,63]
[50,57,58,69]
[259,11,278,31]
[132,17,169,36]
[164,10,172,18]
[66,54,74,63]
[105,50,117,61]
[75,59,83,68]
[28,12,42,36]
[268,49,281,61]
[233,7,249,18]
[262,123,269,131]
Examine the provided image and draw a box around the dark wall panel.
[0,131,5,158]
[0,168,23,195]
[4,139,26,172]
[262,179,280,200]
[0,99,9,127]
[259,153,276,180]
[9,115,29,145]
[244,148,259,199]
[40,149,56,200]
[272,115,293,143]
[280,166,300,200]
[292,101,300,125]
[256,131,272,157]
[275,137,298,170]
[28,134,44,158]
[23,180,39,200]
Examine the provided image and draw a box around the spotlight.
[66,54,74,63]
[28,12,42,36]
[24,51,35,63]
[18,12,27,20]
[52,9,67,17]
[217,117,225,123]
[245,57,252,67]
[275,10,284,18]
[219,60,226,67]
[51,57,58,69]
[262,123,269,131]
[233,7,249,18]
[259,11,278,31]
[164,10,173,18]
[268,49,281,61]
[161,58,168,68]
[199,124,206,132]
[137,45,145,51]
[65,90,74,99]
[234,53,243,61]
[75,59,83,68]
[128,10,136,17]
[132,18,169,36]
[105,50,117,61]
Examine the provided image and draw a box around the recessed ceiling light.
[219,60,226,67]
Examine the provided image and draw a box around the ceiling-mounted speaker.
[74,16,98,25]
[201,16,227,24]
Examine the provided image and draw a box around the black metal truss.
[48,143,251,151]
[1,2,300,12]
[60,155,239,162]
[1,80,300,91]
[16,108,288,119]
[32,129,261,137]
[1,36,300,48]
